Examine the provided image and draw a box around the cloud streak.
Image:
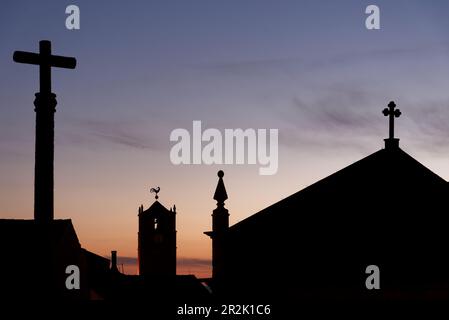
[61,118,167,151]
[111,256,210,266]
[279,86,449,156]
[108,256,211,276]
[197,42,449,78]
[277,84,384,154]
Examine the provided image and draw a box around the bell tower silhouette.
[138,187,176,277]
[205,170,229,284]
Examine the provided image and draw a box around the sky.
[2,0,449,277]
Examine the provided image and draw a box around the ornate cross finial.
[150,186,160,200]
[382,101,401,140]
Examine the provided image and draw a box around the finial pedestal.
[384,138,400,150]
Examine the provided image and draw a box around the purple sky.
[1,0,449,275]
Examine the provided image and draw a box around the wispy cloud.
[112,256,210,266]
[114,256,138,265]
[196,42,449,77]
[61,118,166,151]
[279,85,449,156]
[109,256,211,276]
[177,257,211,268]
[403,99,449,153]
[278,85,384,153]
[198,57,303,77]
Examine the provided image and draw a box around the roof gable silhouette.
[218,145,449,300]
[0,219,80,246]
[228,147,447,234]
[0,219,89,299]
[139,200,174,218]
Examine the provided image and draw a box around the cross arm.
[49,55,76,69]
[13,51,76,69]
[13,51,40,65]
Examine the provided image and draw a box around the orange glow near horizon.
[2,145,449,277]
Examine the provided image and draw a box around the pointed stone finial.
[213,170,228,205]
[173,204,176,213]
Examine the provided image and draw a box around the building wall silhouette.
[209,145,449,300]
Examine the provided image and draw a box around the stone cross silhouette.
[382,101,401,140]
[14,40,76,94]
[13,40,76,222]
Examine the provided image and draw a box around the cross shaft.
[382,101,401,140]
[13,40,76,222]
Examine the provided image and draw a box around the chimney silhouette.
[111,250,119,273]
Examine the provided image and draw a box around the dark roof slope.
[229,147,447,233]
[0,219,80,246]
[139,200,173,217]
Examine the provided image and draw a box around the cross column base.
[384,138,400,150]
